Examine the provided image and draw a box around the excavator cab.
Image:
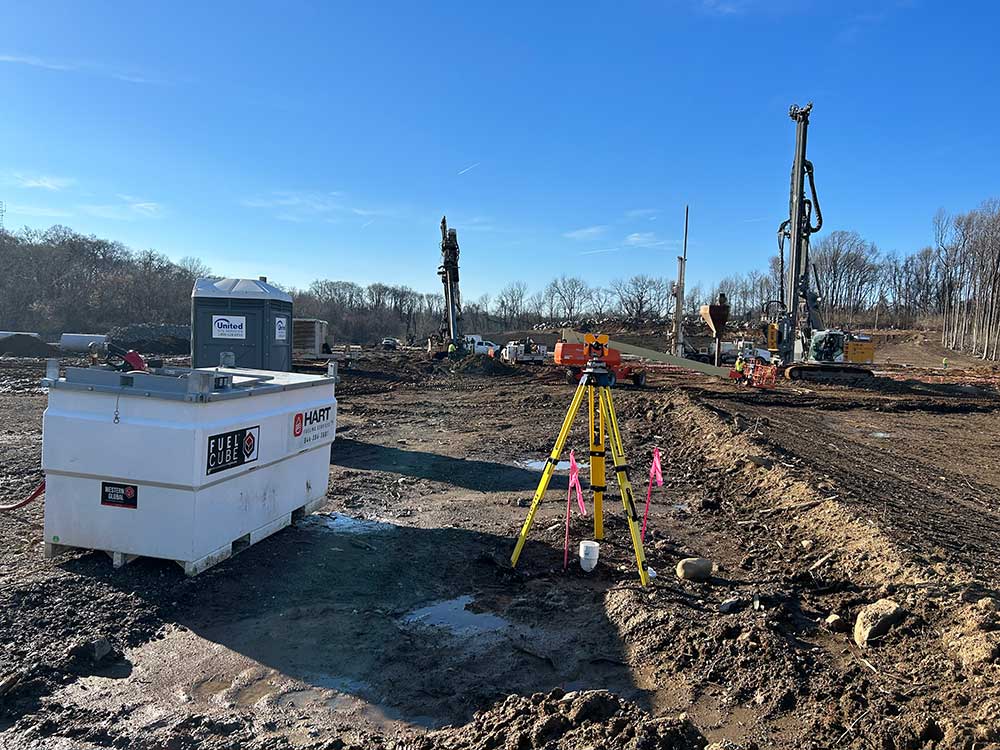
[808,330,845,364]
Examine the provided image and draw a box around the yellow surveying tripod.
[511,334,650,586]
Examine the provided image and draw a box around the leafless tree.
[548,275,589,319]
[586,287,614,316]
[610,275,670,318]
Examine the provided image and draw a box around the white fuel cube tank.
[41,364,336,575]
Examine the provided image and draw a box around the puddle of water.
[236,678,278,707]
[308,675,368,693]
[870,432,892,439]
[306,513,395,535]
[401,595,508,635]
[324,691,436,731]
[277,677,441,730]
[277,677,367,709]
[191,677,230,701]
[517,458,590,472]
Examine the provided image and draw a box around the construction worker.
[734,355,746,385]
[942,356,948,370]
[447,341,457,358]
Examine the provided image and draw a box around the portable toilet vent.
[192,278,293,371]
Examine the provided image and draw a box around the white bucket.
[579,540,600,572]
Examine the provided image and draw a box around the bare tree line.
[0,226,207,334]
[5,200,1000,359]
[291,273,680,343]
[706,200,1000,362]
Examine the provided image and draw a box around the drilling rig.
[427,216,465,359]
[765,103,874,381]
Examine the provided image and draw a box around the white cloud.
[625,208,658,220]
[0,54,76,72]
[625,232,656,246]
[563,225,609,241]
[0,53,159,84]
[242,190,344,213]
[700,0,744,14]
[624,231,675,248]
[350,206,394,218]
[7,203,73,218]
[10,172,75,191]
[80,198,164,221]
[243,190,400,223]
[129,201,162,217]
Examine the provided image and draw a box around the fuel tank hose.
[0,479,45,512]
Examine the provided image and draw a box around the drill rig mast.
[777,102,823,364]
[427,216,464,358]
[768,103,873,381]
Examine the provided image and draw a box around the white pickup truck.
[464,335,501,356]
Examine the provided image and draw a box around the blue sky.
[2,1,998,299]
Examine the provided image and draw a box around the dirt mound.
[453,354,516,376]
[109,324,190,355]
[422,689,703,750]
[0,334,59,357]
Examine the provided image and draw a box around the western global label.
[101,481,138,509]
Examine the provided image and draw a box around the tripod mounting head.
[583,333,610,361]
[581,333,613,383]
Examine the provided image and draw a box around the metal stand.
[510,337,650,586]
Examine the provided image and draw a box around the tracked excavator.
[427,216,465,359]
[766,103,874,381]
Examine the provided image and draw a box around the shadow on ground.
[331,437,571,492]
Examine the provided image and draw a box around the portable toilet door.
[269,307,292,370]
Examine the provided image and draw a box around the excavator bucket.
[699,293,730,337]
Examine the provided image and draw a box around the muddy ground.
[1,351,999,749]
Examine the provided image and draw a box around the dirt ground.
[2,349,1000,749]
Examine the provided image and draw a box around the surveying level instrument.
[511,333,650,586]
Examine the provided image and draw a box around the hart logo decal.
[207,425,260,474]
[289,406,334,450]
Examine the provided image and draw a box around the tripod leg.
[599,386,650,587]
[588,385,606,540]
[511,379,588,567]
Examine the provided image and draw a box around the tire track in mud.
[629,385,1000,749]
[696,392,1000,586]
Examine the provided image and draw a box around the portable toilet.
[191,278,293,370]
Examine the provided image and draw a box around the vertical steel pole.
[673,206,689,357]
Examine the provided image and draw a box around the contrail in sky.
[457,162,480,176]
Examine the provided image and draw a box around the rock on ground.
[676,557,713,582]
[854,599,905,648]
[824,613,848,632]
